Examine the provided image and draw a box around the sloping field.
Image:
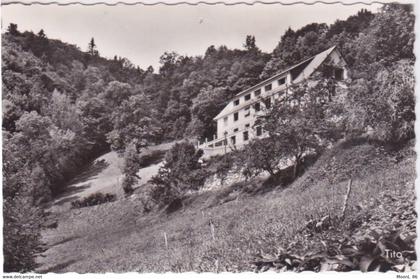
[48,142,175,214]
[37,139,415,273]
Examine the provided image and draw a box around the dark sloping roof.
[214,46,340,120]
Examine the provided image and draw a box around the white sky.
[1,3,383,70]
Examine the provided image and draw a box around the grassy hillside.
[48,142,176,214]
[37,138,415,272]
[3,4,414,272]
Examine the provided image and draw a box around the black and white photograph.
[1,0,416,275]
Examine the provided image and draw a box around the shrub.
[71,192,116,209]
[121,175,135,195]
[150,141,207,205]
[252,229,415,272]
[237,138,284,178]
[121,142,142,195]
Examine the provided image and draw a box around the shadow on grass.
[53,183,92,206]
[139,150,166,168]
[38,259,78,273]
[66,159,110,187]
[51,159,110,202]
[50,236,80,247]
[206,166,298,208]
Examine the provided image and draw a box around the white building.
[198,46,349,157]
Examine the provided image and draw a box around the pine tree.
[88,37,99,56]
[146,65,154,74]
[7,23,19,36]
[244,35,257,51]
[37,29,46,39]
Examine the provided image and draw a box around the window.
[254,89,261,97]
[234,112,239,121]
[243,131,249,141]
[264,98,271,109]
[254,102,261,112]
[230,136,236,145]
[278,77,286,85]
[223,116,228,126]
[233,128,239,132]
[244,94,251,101]
[234,99,240,106]
[335,68,344,81]
[244,106,250,117]
[256,126,262,136]
[264,84,272,92]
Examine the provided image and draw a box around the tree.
[351,4,414,70]
[150,142,205,203]
[3,114,52,272]
[47,89,82,133]
[37,29,46,39]
[244,35,257,51]
[345,60,414,143]
[1,25,155,272]
[205,45,216,57]
[3,175,44,272]
[120,142,142,195]
[186,86,228,140]
[146,65,154,74]
[259,79,343,178]
[7,23,19,36]
[162,99,190,139]
[88,37,99,56]
[239,137,284,177]
[107,93,162,151]
[159,51,179,77]
[100,81,132,107]
[77,96,112,151]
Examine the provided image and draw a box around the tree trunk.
[293,155,301,179]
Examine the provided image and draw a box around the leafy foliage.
[150,142,206,204]
[71,192,116,209]
[238,138,284,177]
[346,60,414,142]
[120,142,142,195]
[258,78,344,178]
[252,230,416,272]
[2,27,149,272]
[2,3,414,272]
[251,186,416,272]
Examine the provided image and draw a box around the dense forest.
[2,3,414,272]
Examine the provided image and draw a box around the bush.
[150,141,207,205]
[71,192,116,209]
[121,175,135,195]
[208,153,236,185]
[237,138,284,178]
[120,142,142,196]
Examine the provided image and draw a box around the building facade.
[198,46,349,157]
